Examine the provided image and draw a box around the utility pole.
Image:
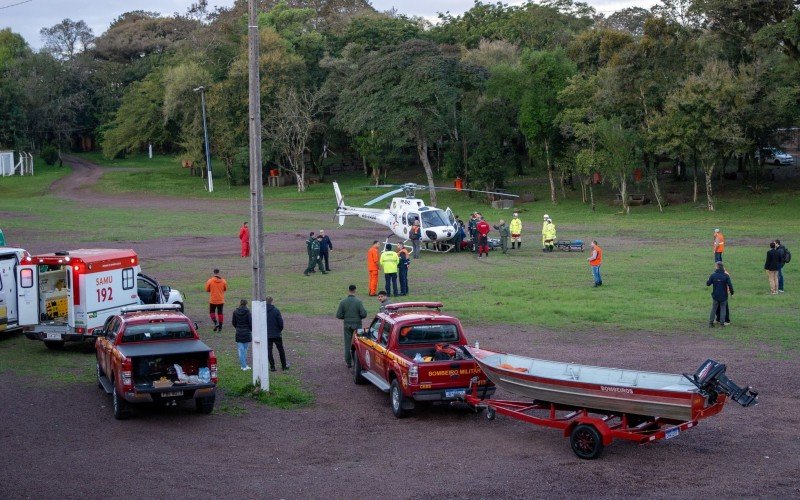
[193,85,214,192]
[248,0,268,390]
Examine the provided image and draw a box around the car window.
[379,322,390,347]
[137,277,159,304]
[105,317,121,341]
[397,323,459,345]
[367,318,381,341]
[121,321,194,342]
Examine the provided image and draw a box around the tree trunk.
[620,174,629,214]
[580,177,587,203]
[362,155,368,176]
[544,140,556,204]
[416,134,437,206]
[589,184,595,212]
[461,133,468,180]
[559,170,566,199]
[704,164,715,211]
[692,158,698,203]
[651,177,664,212]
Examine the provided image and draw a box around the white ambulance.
[0,248,185,349]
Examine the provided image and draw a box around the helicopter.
[332,182,518,252]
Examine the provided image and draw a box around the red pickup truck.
[351,302,495,418]
[95,305,218,419]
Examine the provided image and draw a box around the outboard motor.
[685,359,759,407]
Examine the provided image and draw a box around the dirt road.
[2,159,798,498]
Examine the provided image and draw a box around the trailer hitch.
[684,359,759,407]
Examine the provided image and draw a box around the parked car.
[756,147,794,166]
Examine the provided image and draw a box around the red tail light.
[408,364,419,385]
[209,351,218,383]
[121,357,133,391]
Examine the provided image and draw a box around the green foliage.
[40,145,59,165]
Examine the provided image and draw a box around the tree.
[595,117,639,214]
[264,88,325,191]
[335,40,461,206]
[40,19,94,60]
[651,60,748,211]
[510,49,576,203]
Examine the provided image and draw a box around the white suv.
[756,147,794,166]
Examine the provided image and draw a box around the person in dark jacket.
[335,284,367,368]
[774,239,786,293]
[266,296,288,372]
[231,299,252,371]
[706,262,734,327]
[765,241,781,294]
[319,229,333,272]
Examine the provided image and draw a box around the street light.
[193,85,214,193]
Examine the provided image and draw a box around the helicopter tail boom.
[333,181,346,226]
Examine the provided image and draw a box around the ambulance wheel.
[112,384,131,420]
[352,352,367,385]
[44,340,64,350]
[570,424,604,460]
[390,379,411,419]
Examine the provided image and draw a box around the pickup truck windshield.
[397,323,459,345]
[122,322,194,342]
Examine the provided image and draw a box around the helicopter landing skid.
[423,242,455,253]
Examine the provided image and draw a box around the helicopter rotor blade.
[364,188,404,206]
[431,186,520,198]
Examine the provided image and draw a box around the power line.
[0,0,32,10]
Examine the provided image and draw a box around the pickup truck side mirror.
[355,328,365,337]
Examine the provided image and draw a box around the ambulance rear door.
[16,264,39,326]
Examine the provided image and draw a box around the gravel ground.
[2,158,798,499]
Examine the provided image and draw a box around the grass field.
[1,154,798,404]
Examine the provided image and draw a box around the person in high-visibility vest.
[543,217,556,252]
[588,240,603,287]
[509,213,522,249]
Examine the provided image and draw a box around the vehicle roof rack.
[120,304,182,315]
[383,302,443,312]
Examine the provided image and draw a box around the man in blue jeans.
[706,262,734,327]
[231,299,252,371]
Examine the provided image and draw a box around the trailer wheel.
[112,384,131,420]
[486,407,496,420]
[195,395,215,414]
[352,352,367,385]
[390,379,410,418]
[44,340,64,350]
[570,424,604,459]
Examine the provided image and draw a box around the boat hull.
[467,348,704,421]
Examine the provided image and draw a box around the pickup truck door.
[372,320,392,381]
[361,318,386,378]
[98,317,119,377]
[16,264,39,326]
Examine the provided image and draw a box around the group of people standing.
[304,230,333,276]
[367,240,411,297]
[706,229,790,327]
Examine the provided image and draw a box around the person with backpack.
[775,239,790,293]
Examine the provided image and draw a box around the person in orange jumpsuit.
[367,240,380,296]
[239,222,250,257]
[713,228,725,263]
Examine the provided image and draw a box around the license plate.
[665,427,680,439]
[445,389,465,399]
[46,332,62,340]
[161,391,183,398]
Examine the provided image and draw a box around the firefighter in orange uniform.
[367,240,381,296]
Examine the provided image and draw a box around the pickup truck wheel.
[195,395,215,414]
[352,352,367,385]
[112,385,131,420]
[390,379,411,419]
[44,340,64,350]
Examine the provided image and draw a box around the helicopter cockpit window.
[408,214,418,225]
[421,210,449,228]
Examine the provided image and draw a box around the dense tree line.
[1,0,798,210]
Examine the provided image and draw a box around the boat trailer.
[462,359,758,459]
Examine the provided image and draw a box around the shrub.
[40,146,59,165]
